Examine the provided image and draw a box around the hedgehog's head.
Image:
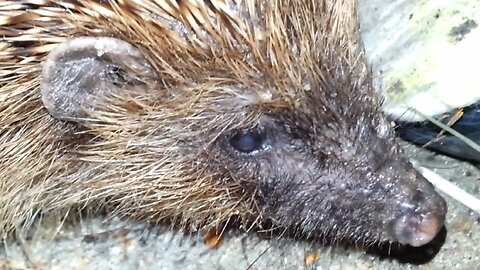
[40,32,446,247]
[28,0,448,247]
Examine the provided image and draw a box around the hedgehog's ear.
[40,37,156,122]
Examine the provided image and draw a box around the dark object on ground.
[397,102,480,162]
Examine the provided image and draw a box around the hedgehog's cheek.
[40,36,156,123]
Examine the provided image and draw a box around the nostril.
[412,189,425,203]
[392,212,442,247]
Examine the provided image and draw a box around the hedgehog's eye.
[229,129,266,153]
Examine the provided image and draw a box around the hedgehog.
[0,0,447,248]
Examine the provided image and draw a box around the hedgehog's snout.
[392,208,444,247]
[390,182,447,247]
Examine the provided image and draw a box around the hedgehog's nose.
[392,211,443,247]
[392,185,447,247]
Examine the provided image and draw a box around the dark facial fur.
[210,77,447,246]
[0,0,446,247]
